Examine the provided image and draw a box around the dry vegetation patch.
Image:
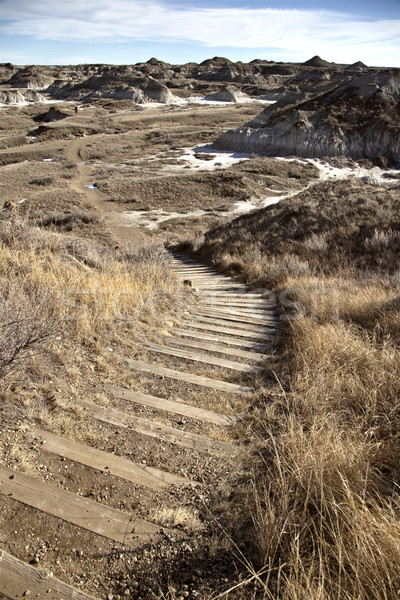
[179,177,400,598]
[0,215,179,429]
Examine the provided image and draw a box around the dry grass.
[182,177,400,598]
[0,215,178,426]
[149,506,204,532]
[242,313,400,599]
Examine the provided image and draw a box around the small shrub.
[29,177,54,186]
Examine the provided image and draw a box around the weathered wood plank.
[106,384,236,425]
[0,549,99,600]
[82,401,236,454]
[204,291,265,298]
[202,307,274,317]
[170,327,272,351]
[195,309,277,326]
[191,315,276,333]
[0,466,162,545]
[173,269,226,276]
[193,283,248,290]
[201,299,269,307]
[32,428,191,490]
[145,342,264,374]
[179,320,268,340]
[161,335,270,361]
[125,358,253,395]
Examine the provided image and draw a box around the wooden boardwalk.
[0,252,277,599]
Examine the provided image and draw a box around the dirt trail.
[67,137,150,249]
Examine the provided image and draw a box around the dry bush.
[0,280,60,379]
[40,209,95,230]
[29,176,54,186]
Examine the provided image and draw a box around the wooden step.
[170,327,272,351]
[82,401,236,454]
[0,549,99,600]
[192,283,247,290]
[191,315,276,333]
[162,334,270,361]
[179,320,268,340]
[173,269,226,276]
[197,306,276,320]
[0,466,163,546]
[215,309,276,319]
[176,274,230,280]
[195,309,277,326]
[201,299,269,307]
[145,342,264,374]
[204,291,265,299]
[106,384,236,425]
[32,428,191,490]
[198,296,276,312]
[125,358,254,395]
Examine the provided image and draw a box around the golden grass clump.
[0,216,178,421]
[245,313,400,599]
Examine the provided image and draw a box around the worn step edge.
[145,342,264,374]
[203,292,265,299]
[191,314,277,334]
[106,384,236,426]
[33,428,192,490]
[200,299,270,307]
[82,400,236,454]
[180,320,268,340]
[0,465,164,546]
[125,358,254,395]
[192,284,248,290]
[162,334,270,361]
[195,309,278,326]
[170,327,272,351]
[0,548,100,600]
[201,303,273,312]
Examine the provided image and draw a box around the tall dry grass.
[182,180,400,598]
[243,309,400,599]
[0,215,178,422]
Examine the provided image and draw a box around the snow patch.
[163,145,255,172]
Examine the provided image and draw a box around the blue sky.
[1,0,399,67]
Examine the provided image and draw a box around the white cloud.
[1,0,399,66]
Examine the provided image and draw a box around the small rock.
[108,594,114,600]
[22,591,31,596]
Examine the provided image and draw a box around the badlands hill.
[1,56,398,163]
[215,69,400,165]
[0,55,375,104]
